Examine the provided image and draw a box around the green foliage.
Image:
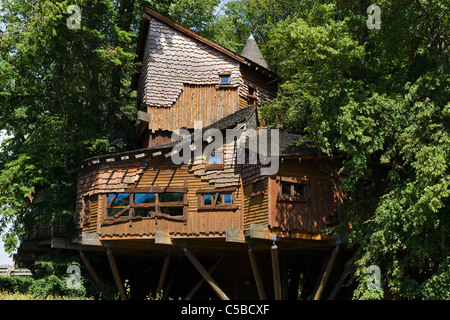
[0,250,116,299]
[223,0,449,299]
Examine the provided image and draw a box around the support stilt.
[106,249,127,300]
[163,257,181,300]
[183,247,230,300]
[156,256,171,296]
[79,251,101,285]
[328,262,351,300]
[184,256,223,300]
[247,246,267,300]
[313,246,339,300]
[271,244,282,300]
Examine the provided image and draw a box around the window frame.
[218,72,232,85]
[196,188,237,211]
[103,187,188,225]
[276,177,310,203]
[205,149,224,171]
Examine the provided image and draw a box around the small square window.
[252,181,263,193]
[281,182,292,196]
[208,153,221,164]
[223,193,232,204]
[294,184,305,197]
[203,194,214,206]
[219,74,231,84]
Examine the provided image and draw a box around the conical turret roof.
[240,34,269,69]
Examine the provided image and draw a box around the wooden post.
[313,246,339,300]
[106,249,127,300]
[79,251,101,285]
[183,247,230,300]
[328,262,351,300]
[163,257,181,300]
[156,256,171,296]
[271,244,282,300]
[184,256,223,300]
[281,253,289,300]
[247,246,267,300]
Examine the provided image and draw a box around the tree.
[256,0,449,299]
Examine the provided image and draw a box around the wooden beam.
[328,262,351,300]
[184,256,223,300]
[313,246,339,300]
[226,228,245,243]
[106,249,127,300]
[163,257,181,300]
[137,110,150,123]
[183,247,230,300]
[79,251,101,285]
[271,244,282,300]
[156,256,171,296]
[250,224,270,239]
[155,231,173,245]
[247,246,267,300]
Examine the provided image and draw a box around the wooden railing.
[25,219,73,240]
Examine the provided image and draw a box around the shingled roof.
[81,106,317,169]
[131,7,277,91]
[240,34,269,69]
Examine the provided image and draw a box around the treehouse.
[16,7,350,300]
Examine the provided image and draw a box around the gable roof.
[131,7,277,90]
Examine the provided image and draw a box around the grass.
[0,290,93,300]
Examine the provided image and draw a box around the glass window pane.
[208,153,221,164]
[134,207,154,217]
[107,207,122,217]
[294,184,305,197]
[253,181,262,193]
[107,208,129,217]
[159,192,184,202]
[220,75,230,84]
[135,193,156,204]
[203,194,213,206]
[113,193,130,206]
[281,183,292,196]
[223,194,232,204]
[160,207,183,216]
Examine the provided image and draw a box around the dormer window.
[219,73,231,85]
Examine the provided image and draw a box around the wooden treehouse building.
[16,8,351,300]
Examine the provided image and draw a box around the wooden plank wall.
[268,158,343,234]
[146,84,239,132]
[243,178,269,231]
[98,160,242,240]
[84,195,99,233]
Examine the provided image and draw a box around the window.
[251,180,264,197]
[219,74,231,85]
[280,182,307,199]
[197,189,236,210]
[105,189,187,221]
[107,193,131,217]
[205,150,224,170]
